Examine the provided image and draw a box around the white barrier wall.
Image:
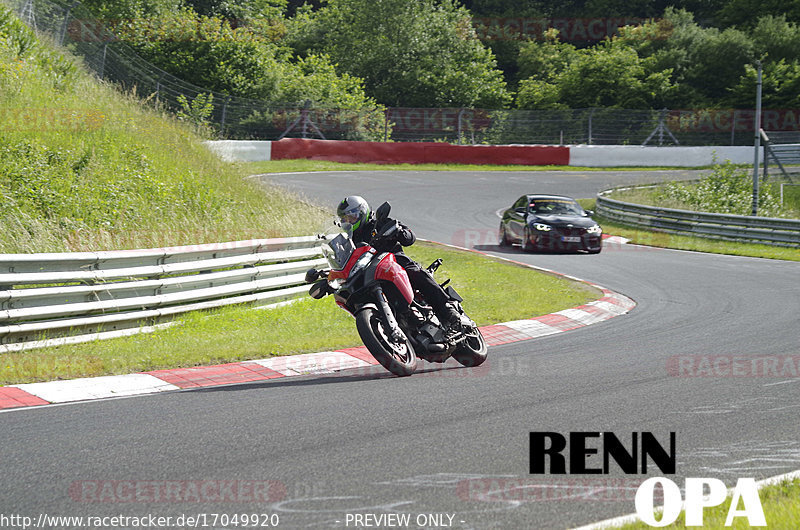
[204,140,756,167]
[205,140,272,162]
[569,145,754,167]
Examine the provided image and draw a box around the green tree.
[558,40,675,108]
[516,36,675,109]
[617,8,754,106]
[517,31,581,83]
[286,0,512,108]
[183,0,287,22]
[119,9,378,110]
[78,0,182,19]
[516,78,565,109]
[716,0,800,28]
[723,60,800,108]
[751,15,800,62]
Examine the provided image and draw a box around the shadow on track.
[474,244,598,255]
[186,362,482,395]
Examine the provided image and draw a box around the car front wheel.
[498,223,511,247]
[522,227,534,252]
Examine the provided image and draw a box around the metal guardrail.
[762,130,800,182]
[0,236,325,352]
[768,144,800,165]
[596,190,800,247]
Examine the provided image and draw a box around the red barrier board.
[270,139,569,166]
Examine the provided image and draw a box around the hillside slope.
[0,6,327,253]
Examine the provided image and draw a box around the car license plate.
[561,236,581,243]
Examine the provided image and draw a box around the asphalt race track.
[2,170,798,529]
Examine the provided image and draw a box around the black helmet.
[337,196,371,233]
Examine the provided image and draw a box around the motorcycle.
[305,202,488,377]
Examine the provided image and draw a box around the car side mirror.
[375,201,391,222]
[585,210,595,217]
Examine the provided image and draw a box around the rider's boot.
[440,306,463,339]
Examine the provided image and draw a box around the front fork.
[373,284,406,343]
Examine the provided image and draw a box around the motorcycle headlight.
[350,252,374,276]
[533,223,552,232]
[586,224,603,234]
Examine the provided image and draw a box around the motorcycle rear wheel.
[356,308,417,376]
[452,325,488,367]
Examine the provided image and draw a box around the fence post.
[642,108,678,146]
[457,108,465,145]
[588,108,595,145]
[98,43,108,79]
[384,109,390,142]
[19,0,36,31]
[220,96,230,129]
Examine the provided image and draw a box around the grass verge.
[0,241,600,385]
[0,8,329,253]
[244,159,717,174]
[614,478,800,529]
[576,199,800,262]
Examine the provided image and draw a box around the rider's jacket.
[351,215,415,255]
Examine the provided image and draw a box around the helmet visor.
[340,212,361,227]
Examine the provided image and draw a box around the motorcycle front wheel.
[356,308,417,376]
[452,324,488,367]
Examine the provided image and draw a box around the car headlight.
[533,223,552,232]
[586,225,603,234]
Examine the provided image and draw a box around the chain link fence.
[6,0,800,146]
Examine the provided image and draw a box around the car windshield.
[321,232,356,271]
[528,199,583,216]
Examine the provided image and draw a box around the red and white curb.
[0,245,635,411]
[603,234,630,245]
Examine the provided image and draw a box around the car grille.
[557,226,586,237]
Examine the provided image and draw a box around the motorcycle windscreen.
[322,233,356,270]
[374,253,414,304]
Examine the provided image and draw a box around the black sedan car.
[499,194,603,253]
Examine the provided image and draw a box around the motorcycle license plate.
[561,236,581,243]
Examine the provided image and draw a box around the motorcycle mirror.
[305,268,321,284]
[309,279,329,299]
[375,201,391,222]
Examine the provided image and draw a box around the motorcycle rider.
[336,195,463,334]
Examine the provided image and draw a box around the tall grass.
[0,6,328,253]
[611,160,798,219]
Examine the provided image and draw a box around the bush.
[655,160,783,217]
